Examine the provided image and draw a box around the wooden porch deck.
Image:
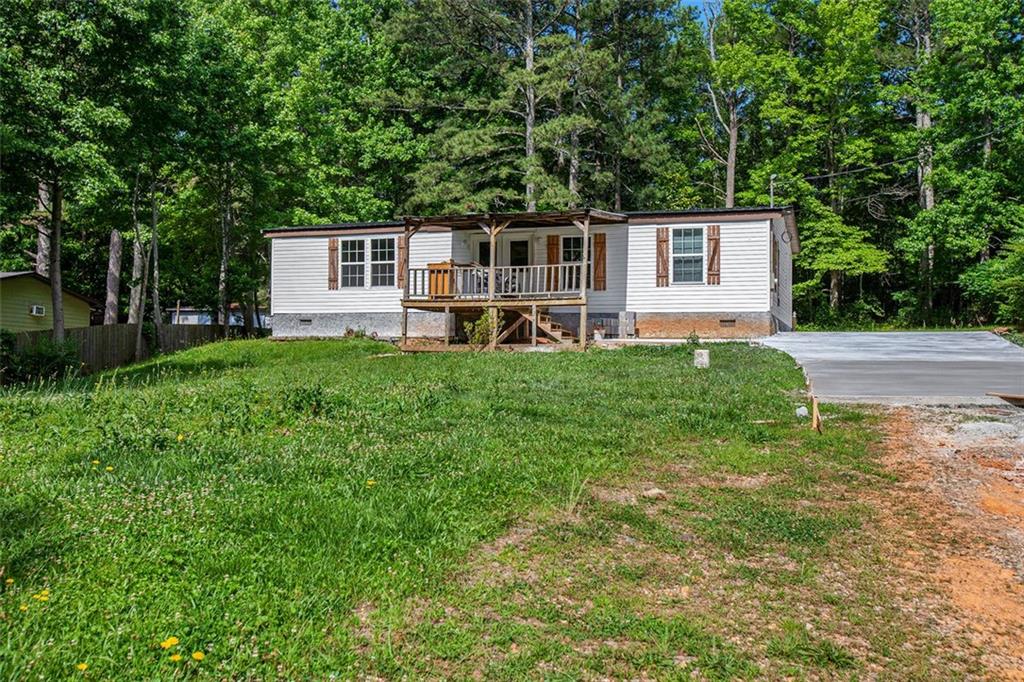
[399,209,621,349]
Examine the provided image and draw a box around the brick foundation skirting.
[635,312,772,339]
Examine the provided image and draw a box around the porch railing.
[404,263,583,301]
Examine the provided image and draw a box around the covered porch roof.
[403,208,627,232]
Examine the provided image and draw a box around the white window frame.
[339,238,365,288]
[671,227,705,285]
[369,237,396,288]
[560,234,593,289]
[333,236,399,290]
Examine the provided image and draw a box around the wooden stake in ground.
[811,395,823,433]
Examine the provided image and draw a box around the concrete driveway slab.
[763,331,1024,404]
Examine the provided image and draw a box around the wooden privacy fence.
[13,324,226,373]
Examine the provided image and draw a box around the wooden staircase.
[516,309,575,344]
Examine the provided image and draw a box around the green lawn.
[0,339,971,678]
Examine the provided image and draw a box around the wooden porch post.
[444,304,450,347]
[489,306,498,350]
[531,304,537,346]
[487,219,496,303]
[401,306,408,346]
[401,222,411,347]
[575,214,590,350]
[487,219,497,349]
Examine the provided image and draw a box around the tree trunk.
[568,127,580,208]
[128,182,145,325]
[612,8,623,212]
[133,226,152,362]
[35,182,50,276]
[103,229,122,324]
[253,290,263,331]
[914,6,935,322]
[150,189,162,350]
[829,271,841,310]
[49,179,64,342]
[725,101,738,208]
[523,0,536,211]
[240,299,254,337]
[218,183,232,336]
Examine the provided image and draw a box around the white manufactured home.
[265,207,798,346]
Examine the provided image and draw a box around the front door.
[509,240,529,267]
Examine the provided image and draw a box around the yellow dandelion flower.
[169,654,182,662]
[105,466,113,472]
[91,460,100,465]
[19,604,27,611]
[38,595,48,602]
[40,589,49,596]
[176,434,184,442]
[366,479,376,487]
[191,651,205,661]
[76,663,88,671]
[160,636,179,649]
[4,577,13,585]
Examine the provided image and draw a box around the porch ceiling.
[403,208,627,231]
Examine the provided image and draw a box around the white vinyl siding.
[626,221,771,313]
[451,226,627,314]
[770,217,793,328]
[270,218,786,324]
[270,231,452,314]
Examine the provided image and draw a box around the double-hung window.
[561,235,591,289]
[340,240,365,288]
[672,227,704,284]
[370,237,396,287]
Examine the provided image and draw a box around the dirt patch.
[937,556,1024,658]
[880,407,1024,677]
[979,478,1024,526]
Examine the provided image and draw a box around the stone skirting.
[271,312,448,339]
[271,310,775,340]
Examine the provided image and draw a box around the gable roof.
[0,271,100,307]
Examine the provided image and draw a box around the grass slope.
[0,339,961,678]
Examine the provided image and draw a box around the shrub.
[463,310,497,348]
[0,330,80,385]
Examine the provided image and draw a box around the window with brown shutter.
[396,235,407,289]
[706,224,721,285]
[546,234,560,289]
[656,227,669,287]
[593,232,606,291]
[327,238,339,290]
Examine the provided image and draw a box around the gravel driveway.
[763,331,1024,404]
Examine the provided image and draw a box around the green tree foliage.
[0,0,1021,329]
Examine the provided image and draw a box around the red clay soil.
[881,407,1024,679]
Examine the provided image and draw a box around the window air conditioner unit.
[29,304,46,317]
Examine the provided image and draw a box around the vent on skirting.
[719,319,736,328]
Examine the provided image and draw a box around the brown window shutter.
[396,235,407,289]
[656,227,669,287]
[593,232,606,291]
[707,224,721,285]
[546,234,560,289]
[327,238,339,290]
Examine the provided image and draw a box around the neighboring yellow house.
[0,271,94,333]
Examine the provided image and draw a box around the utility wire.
[799,124,1019,182]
